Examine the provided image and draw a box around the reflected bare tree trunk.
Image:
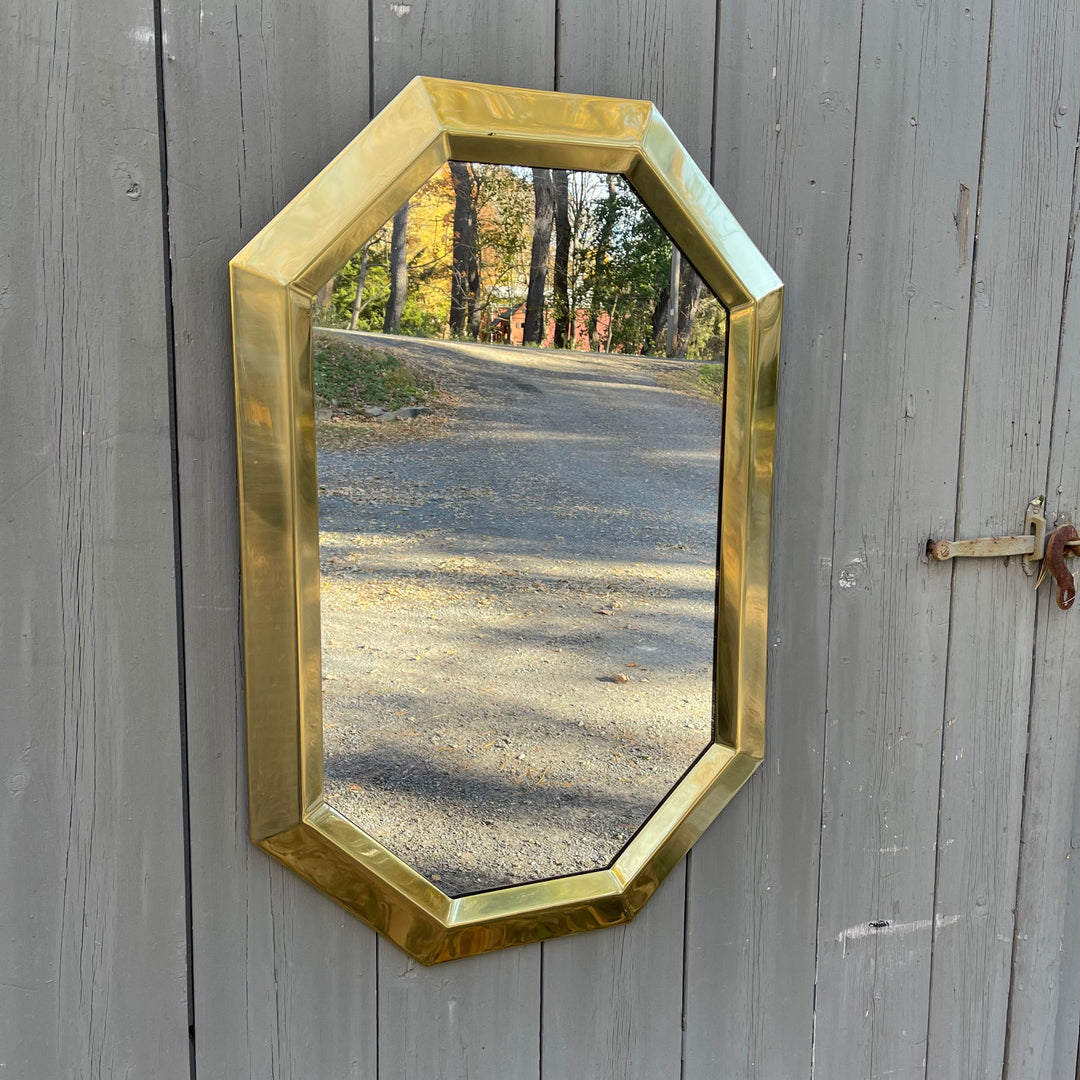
[666,247,680,357]
[467,249,481,340]
[383,202,409,334]
[524,168,555,345]
[588,174,618,347]
[347,241,371,330]
[651,286,669,352]
[676,267,703,358]
[449,162,477,337]
[316,276,336,313]
[552,169,570,348]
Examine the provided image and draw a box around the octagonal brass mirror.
[231,77,782,964]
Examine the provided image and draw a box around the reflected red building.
[489,304,612,351]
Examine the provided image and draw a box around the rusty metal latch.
[926,497,1079,610]
[1040,524,1079,610]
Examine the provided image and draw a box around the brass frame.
[230,77,782,964]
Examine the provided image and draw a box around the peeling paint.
[837,913,959,946]
[838,558,866,589]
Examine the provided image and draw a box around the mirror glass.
[314,163,727,897]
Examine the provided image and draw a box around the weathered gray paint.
[159,0,381,1075]
[546,7,712,1077]
[0,0,190,1076]
[542,864,687,1080]
[558,0,717,171]
[4,0,1078,1077]
[684,0,862,1072]
[1000,9,1080,1067]
[812,0,992,1074]
[372,1,556,107]
[367,12,553,1078]
[1047,123,1080,1080]
[928,4,1080,1077]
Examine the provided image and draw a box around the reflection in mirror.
[314,164,728,897]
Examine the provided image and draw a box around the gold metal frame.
[230,77,782,964]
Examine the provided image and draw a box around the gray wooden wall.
[4,0,1078,1075]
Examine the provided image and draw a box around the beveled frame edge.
[257,745,759,965]
[230,76,782,963]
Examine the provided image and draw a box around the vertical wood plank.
[372,900,540,1063]
[372,0,556,109]
[541,6,714,1074]
[0,0,190,1075]
[683,0,861,1073]
[5,0,1080,1075]
[160,1,379,1074]
[926,3,1080,1076]
[376,940,540,1080]
[810,0,992,1076]
[377,943,542,1080]
[998,80,1080,1078]
[1050,741,1080,1080]
[1008,585,1080,1080]
[368,6,552,1075]
[558,0,716,170]
[541,865,686,1080]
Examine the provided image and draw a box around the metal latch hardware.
[926,497,1079,610]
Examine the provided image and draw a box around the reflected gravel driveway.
[317,331,722,896]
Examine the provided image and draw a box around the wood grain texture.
[0,0,190,1075]
[36,0,1072,1076]
[366,10,551,1077]
[372,0,556,109]
[1008,589,1080,1080]
[547,8,712,1074]
[375,929,539,1078]
[927,3,1080,1077]
[558,0,716,170]
[999,55,1080,1076]
[682,0,861,1074]
[1051,739,1080,1080]
[378,941,541,1080]
[810,0,993,1076]
[159,1,379,1074]
[540,863,686,1080]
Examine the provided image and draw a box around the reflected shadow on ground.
[318,334,721,896]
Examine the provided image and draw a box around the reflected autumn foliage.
[317,163,727,362]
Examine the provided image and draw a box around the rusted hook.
[1042,524,1078,610]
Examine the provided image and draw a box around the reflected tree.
[383,201,409,334]
[449,161,480,337]
[676,266,704,358]
[347,241,371,330]
[586,174,618,347]
[523,167,555,345]
[319,164,708,355]
[552,169,571,348]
